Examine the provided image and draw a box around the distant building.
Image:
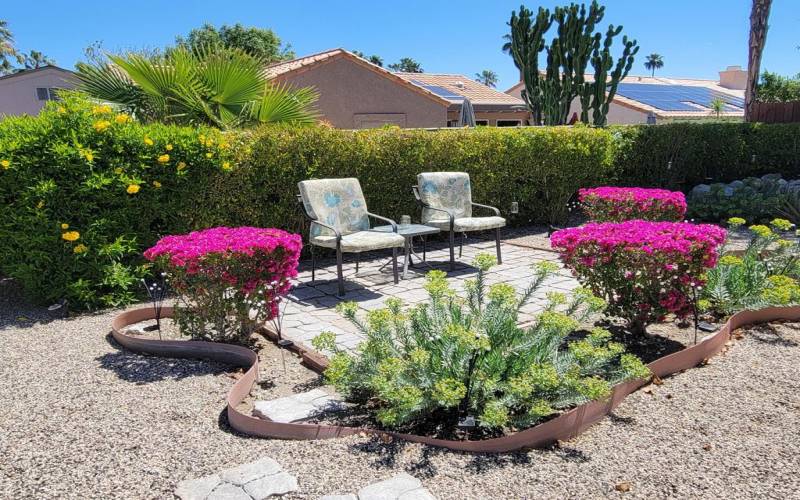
[505,66,746,124]
[267,48,528,129]
[0,66,78,117]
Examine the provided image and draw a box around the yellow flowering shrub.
[126,184,140,194]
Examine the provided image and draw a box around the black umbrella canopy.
[457,97,476,127]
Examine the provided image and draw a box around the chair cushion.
[417,172,472,225]
[311,230,405,252]
[298,178,370,238]
[425,216,506,232]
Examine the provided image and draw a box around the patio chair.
[298,178,404,296]
[413,172,505,270]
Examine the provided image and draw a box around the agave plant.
[313,253,650,433]
[75,45,318,129]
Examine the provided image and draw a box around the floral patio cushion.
[424,216,506,232]
[298,178,370,238]
[417,172,472,225]
[311,230,405,252]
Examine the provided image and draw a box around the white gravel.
[1,278,799,499]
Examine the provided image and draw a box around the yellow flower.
[92,104,112,115]
[152,180,162,188]
[57,106,66,114]
[62,231,80,242]
[83,151,94,162]
[73,244,88,254]
[219,141,230,150]
[176,162,187,171]
[144,136,154,146]
[165,144,173,151]
[749,224,773,239]
[727,217,746,226]
[205,152,213,159]
[126,184,140,194]
[36,200,44,209]
[60,223,69,230]
[222,161,232,171]
[157,154,170,164]
[719,255,743,266]
[114,167,123,174]
[93,120,111,132]
[114,113,131,124]
[1,159,9,169]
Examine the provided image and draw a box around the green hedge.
[2,94,800,309]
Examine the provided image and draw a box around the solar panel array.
[411,80,464,101]
[614,83,744,112]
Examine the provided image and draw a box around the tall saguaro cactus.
[506,1,638,126]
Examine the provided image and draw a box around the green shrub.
[0,94,235,308]
[312,254,650,433]
[687,175,790,223]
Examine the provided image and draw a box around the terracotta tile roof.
[263,48,451,106]
[395,73,526,107]
[506,74,744,117]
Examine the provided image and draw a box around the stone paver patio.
[280,236,577,353]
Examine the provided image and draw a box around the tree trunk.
[745,0,773,122]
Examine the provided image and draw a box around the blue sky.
[4,0,799,90]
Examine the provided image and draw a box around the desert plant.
[144,227,301,343]
[644,53,664,77]
[313,254,650,433]
[701,217,800,316]
[75,44,318,129]
[551,220,726,334]
[579,186,686,222]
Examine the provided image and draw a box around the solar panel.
[410,80,464,101]
[614,83,744,112]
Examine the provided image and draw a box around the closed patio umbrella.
[457,97,476,127]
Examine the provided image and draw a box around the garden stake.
[141,275,168,340]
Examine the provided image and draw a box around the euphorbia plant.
[551,220,726,335]
[313,254,650,435]
[579,187,687,222]
[144,227,301,343]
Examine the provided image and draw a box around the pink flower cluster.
[145,227,302,328]
[551,220,725,331]
[579,187,687,222]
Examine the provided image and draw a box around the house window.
[35,88,61,101]
[475,120,489,126]
[497,119,521,127]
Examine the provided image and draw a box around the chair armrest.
[367,212,398,232]
[471,202,501,216]
[310,220,342,240]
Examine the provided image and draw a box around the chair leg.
[422,236,427,262]
[311,245,316,284]
[336,244,344,297]
[392,247,399,284]
[459,232,465,258]
[495,227,502,265]
[355,252,360,273]
[449,230,455,271]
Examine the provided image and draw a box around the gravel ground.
[1,278,799,499]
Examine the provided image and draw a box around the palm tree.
[352,50,383,67]
[710,97,725,118]
[746,0,773,121]
[643,53,664,77]
[0,20,22,75]
[76,45,319,129]
[388,57,423,73]
[475,70,499,88]
[21,50,54,70]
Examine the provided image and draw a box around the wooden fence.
[751,101,800,123]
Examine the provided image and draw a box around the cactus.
[507,1,638,126]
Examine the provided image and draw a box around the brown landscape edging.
[111,305,800,453]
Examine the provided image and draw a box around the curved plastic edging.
[111,305,800,453]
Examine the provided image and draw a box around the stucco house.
[505,66,746,124]
[0,66,78,117]
[267,49,528,129]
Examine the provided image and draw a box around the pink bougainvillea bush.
[551,220,726,334]
[144,227,302,343]
[579,187,687,222]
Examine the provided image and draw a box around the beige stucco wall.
[275,57,447,129]
[0,68,77,117]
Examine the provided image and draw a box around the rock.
[615,481,632,492]
[690,184,711,197]
[175,474,221,500]
[762,173,782,181]
[253,389,345,423]
[319,495,358,500]
[357,473,435,500]
[220,457,282,486]
[722,186,734,197]
[207,483,252,500]
[729,180,744,189]
[242,471,298,498]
